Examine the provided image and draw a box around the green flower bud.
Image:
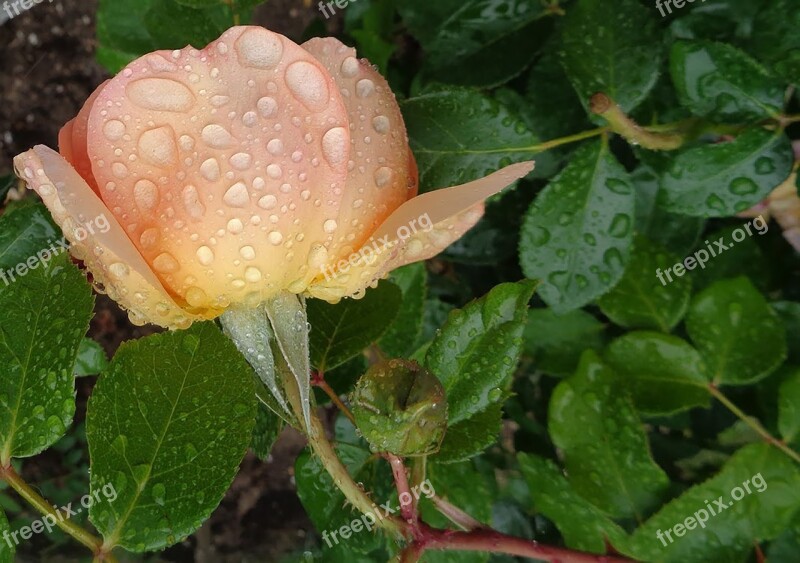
[351,359,447,456]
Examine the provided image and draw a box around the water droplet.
[286,61,330,111]
[224,182,250,207]
[126,78,195,112]
[236,28,284,69]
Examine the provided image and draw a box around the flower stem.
[401,524,633,563]
[0,464,116,561]
[708,384,800,464]
[312,371,356,425]
[284,369,407,537]
[528,127,609,153]
[590,93,685,150]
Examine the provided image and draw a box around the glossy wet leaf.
[549,351,669,519]
[425,281,536,461]
[0,509,13,563]
[670,40,785,122]
[773,301,800,364]
[518,453,627,554]
[379,263,427,358]
[399,0,552,88]
[96,0,156,72]
[307,281,402,372]
[74,338,109,377]
[632,163,705,255]
[597,236,691,331]
[750,0,800,85]
[621,444,800,562]
[86,323,256,551]
[686,277,786,385]
[0,253,92,462]
[560,0,662,113]
[605,332,711,415]
[251,402,283,461]
[689,223,772,292]
[519,140,635,312]
[523,308,606,378]
[778,369,800,445]
[400,88,539,190]
[0,202,59,273]
[657,128,794,217]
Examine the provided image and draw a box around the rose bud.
[13,26,534,329]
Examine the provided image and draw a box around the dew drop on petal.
[258,194,277,210]
[202,124,235,148]
[153,252,179,273]
[200,158,221,181]
[224,182,250,207]
[103,120,126,141]
[236,28,284,69]
[196,246,215,265]
[323,219,338,233]
[341,56,359,78]
[230,153,253,170]
[374,167,393,188]
[182,185,206,219]
[227,218,245,234]
[126,78,195,112]
[134,179,159,211]
[285,61,330,111]
[322,127,348,166]
[257,96,278,118]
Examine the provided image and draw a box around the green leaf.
[750,0,800,84]
[379,264,427,358]
[0,202,59,272]
[605,332,711,415]
[308,281,402,372]
[419,459,494,528]
[632,162,705,256]
[523,308,607,378]
[144,0,230,50]
[96,0,156,73]
[689,223,772,293]
[400,88,539,191]
[251,402,284,461]
[518,454,627,554]
[425,281,536,461]
[399,0,552,88]
[621,443,800,562]
[560,0,662,113]
[670,40,785,122]
[597,236,691,331]
[519,140,635,312]
[0,253,93,462]
[549,351,669,519]
[0,509,13,563]
[74,338,109,377]
[778,368,800,445]
[657,127,794,217]
[86,323,256,551]
[686,277,786,385]
[773,301,800,364]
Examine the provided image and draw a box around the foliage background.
[1,0,800,561]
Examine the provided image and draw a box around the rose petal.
[302,37,418,264]
[307,161,535,301]
[13,145,210,329]
[63,80,110,194]
[85,26,351,310]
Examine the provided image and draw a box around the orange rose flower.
[13,26,533,329]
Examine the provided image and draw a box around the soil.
[0,1,343,560]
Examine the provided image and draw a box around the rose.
[13,26,533,329]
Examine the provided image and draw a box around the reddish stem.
[385,454,419,528]
[404,524,633,563]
